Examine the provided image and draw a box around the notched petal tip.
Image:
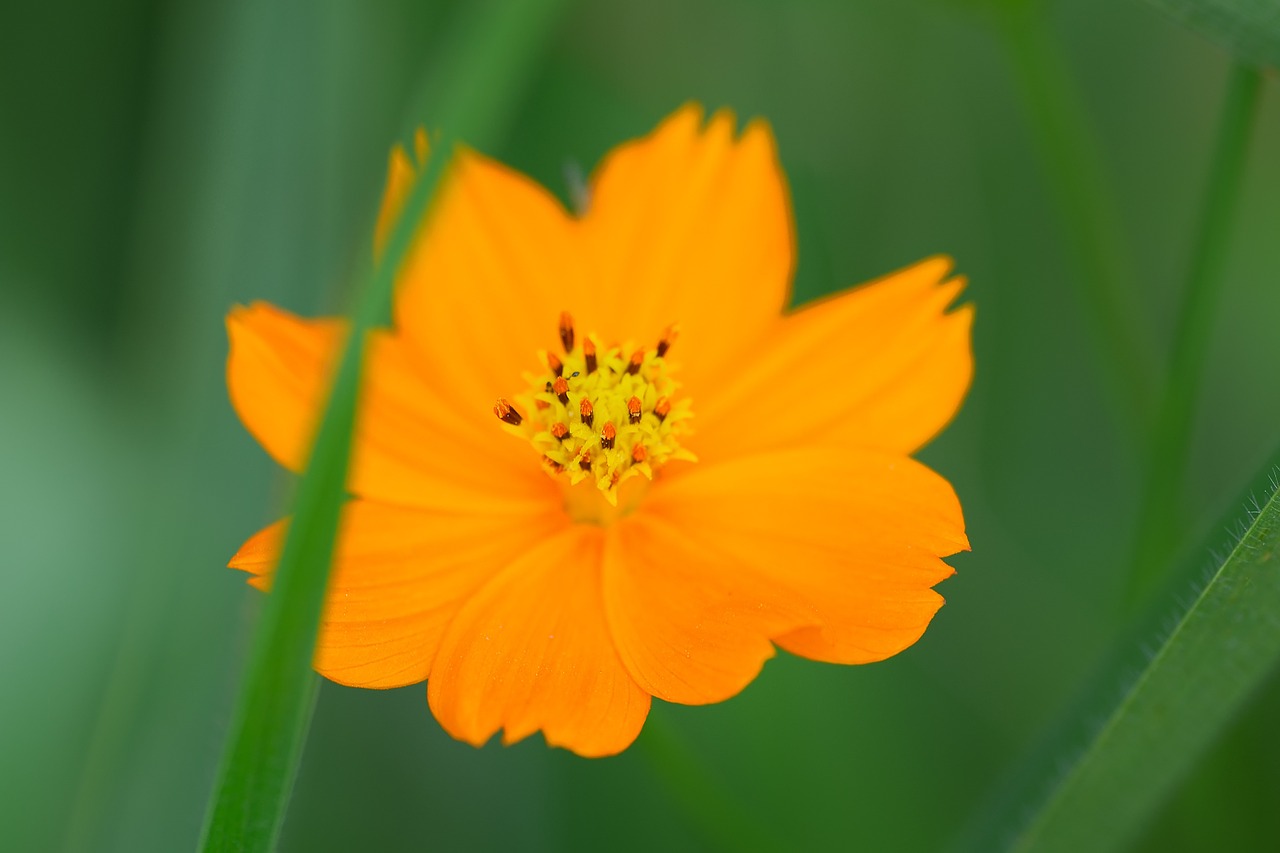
[412,127,430,166]
[665,100,707,133]
[227,517,287,573]
[374,128,438,254]
[913,256,974,318]
[224,300,272,339]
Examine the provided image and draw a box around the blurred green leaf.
[1146,0,1280,67]
[197,132,444,853]
[639,710,789,851]
[1126,62,1263,608]
[978,471,1280,853]
[996,0,1157,446]
[197,1,569,850]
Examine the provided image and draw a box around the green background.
[2,0,1278,850]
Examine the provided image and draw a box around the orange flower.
[226,105,973,757]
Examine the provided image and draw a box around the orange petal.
[691,256,973,464]
[226,302,556,513]
[623,447,966,670]
[582,104,793,396]
[427,525,651,757]
[373,130,428,256]
[603,515,800,705]
[393,147,593,416]
[229,500,567,688]
[226,302,343,472]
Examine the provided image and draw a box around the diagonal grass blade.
[198,2,569,850]
[961,464,1280,853]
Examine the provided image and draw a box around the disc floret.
[494,313,695,504]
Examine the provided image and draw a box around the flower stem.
[1124,61,1263,610]
[995,2,1157,446]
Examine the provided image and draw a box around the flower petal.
[229,500,567,688]
[611,447,965,678]
[602,515,799,705]
[226,302,556,513]
[427,525,651,757]
[691,256,973,464]
[225,302,343,471]
[582,104,793,396]
[393,147,593,414]
[374,129,428,254]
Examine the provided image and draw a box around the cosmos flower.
[226,105,972,757]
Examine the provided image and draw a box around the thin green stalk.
[198,134,452,853]
[198,1,569,849]
[1125,62,1263,609]
[996,2,1157,445]
[958,460,1280,853]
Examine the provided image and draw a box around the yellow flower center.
[494,312,696,506]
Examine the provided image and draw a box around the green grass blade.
[967,469,1280,853]
[197,138,445,853]
[198,2,569,849]
[1145,0,1280,68]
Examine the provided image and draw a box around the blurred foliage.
[1146,0,1280,68]
[1,0,1278,851]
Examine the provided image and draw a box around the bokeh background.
[3,0,1278,850]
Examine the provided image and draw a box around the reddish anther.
[493,398,523,426]
[631,444,647,463]
[601,422,616,450]
[583,338,598,375]
[656,324,679,358]
[546,352,564,377]
[625,349,644,375]
[580,397,594,428]
[627,396,642,424]
[553,375,570,405]
[654,396,671,422]
[551,422,570,442]
[559,311,575,353]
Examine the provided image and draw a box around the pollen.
[493,313,696,504]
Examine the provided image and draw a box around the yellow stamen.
[495,314,696,504]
